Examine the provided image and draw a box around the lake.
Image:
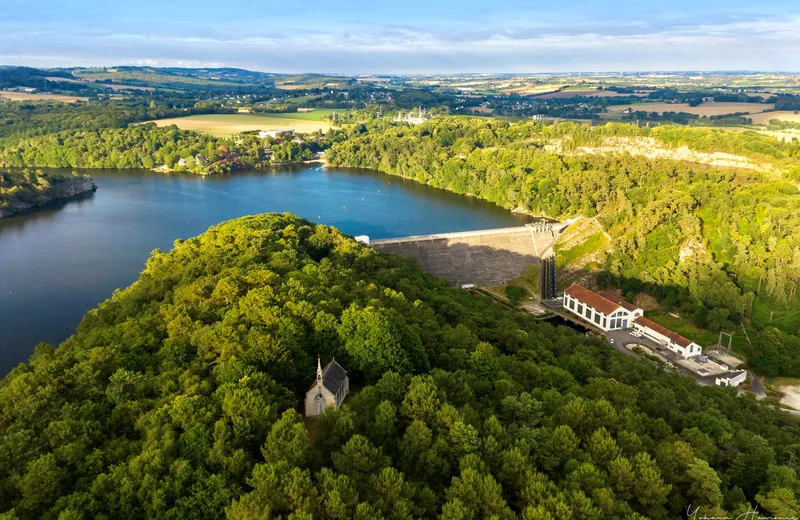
[0,166,532,374]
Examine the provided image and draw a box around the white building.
[258,128,295,139]
[632,316,702,358]
[562,284,643,331]
[715,371,747,387]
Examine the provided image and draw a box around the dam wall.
[370,222,562,286]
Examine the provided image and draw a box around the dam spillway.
[369,222,563,286]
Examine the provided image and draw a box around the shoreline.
[0,177,97,219]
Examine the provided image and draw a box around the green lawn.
[644,309,719,346]
[257,109,344,121]
[555,232,608,268]
[750,297,800,333]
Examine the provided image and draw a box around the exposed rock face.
[0,177,97,218]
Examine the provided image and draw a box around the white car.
[610,338,615,345]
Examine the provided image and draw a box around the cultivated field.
[148,114,333,137]
[255,109,341,121]
[501,84,565,96]
[45,77,155,91]
[748,111,800,125]
[608,101,773,116]
[538,89,649,99]
[0,91,86,103]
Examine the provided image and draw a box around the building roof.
[319,359,347,394]
[599,291,639,312]
[634,316,694,348]
[564,284,620,315]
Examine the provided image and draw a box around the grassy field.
[257,95,323,105]
[555,232,609,268]
[149,114,333,137]
[750,297,800,333]
[749,110,800,125]
[74,70,239,87]
[44,77,155,92]
[538,89,648,99]
[501,84,565,96]
[608,101,773,116]
[255,109,342,121]
[0,92,87,103]
[644,309,721,347]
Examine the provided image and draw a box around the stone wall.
[371,225,559,286]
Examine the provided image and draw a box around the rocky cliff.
[0,176,96,218]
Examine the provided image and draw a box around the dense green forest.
[1,213,799,520]
[0,99,233,140]
[327,118,800,377]
[0,124,296,174]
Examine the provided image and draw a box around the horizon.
[4,66,800,76]
[2,0,799,73]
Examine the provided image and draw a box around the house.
[562,284,643,331]
[305,358,349,417]
[354,235,369,245]
[194,155,207,164]
[177,158,187,166]
[632,316,702,358]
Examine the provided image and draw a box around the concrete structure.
[370,223,561,287]
[715,370,747,387]
[562,284,643,331]
[633,316,702,359]
[305,358,349,417]
[354,235,370,245]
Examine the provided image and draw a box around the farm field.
[748,110,800,125]
[254,109,342,121]
[608,101,773,116]
[538,89,649,99]
[45,77,156,91]
[148,113,333,137]
[0,91,87,103]
[501,84,565,96]
[74,70,239,87]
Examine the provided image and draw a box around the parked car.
[610,338,615,345]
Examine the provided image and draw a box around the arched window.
[315,394,326,415]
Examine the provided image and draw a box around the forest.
[326,118,800,377]
[1,213,799,520]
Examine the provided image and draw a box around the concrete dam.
[368,222,564,286]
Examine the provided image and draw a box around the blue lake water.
[0,166,532,374]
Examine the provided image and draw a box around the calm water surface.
[0,166,532,374]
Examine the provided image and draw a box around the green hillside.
[1,213,799,519]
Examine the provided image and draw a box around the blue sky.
[1,0,798,73]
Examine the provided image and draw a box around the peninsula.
[0,170,96,218]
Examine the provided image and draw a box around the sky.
[1,0,799,73]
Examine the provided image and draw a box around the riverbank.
[0,175,96,218]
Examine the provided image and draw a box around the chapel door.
[315,394,325,415]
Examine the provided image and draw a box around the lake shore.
[0,176,97,218]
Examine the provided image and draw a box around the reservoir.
[0,166,532,374]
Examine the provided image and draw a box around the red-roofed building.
[633,316,702,358]
[562,284,643,331]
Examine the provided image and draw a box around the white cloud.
[1,15,799,72]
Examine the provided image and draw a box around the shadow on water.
[543,315,592,334]
[1,190,96,230]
